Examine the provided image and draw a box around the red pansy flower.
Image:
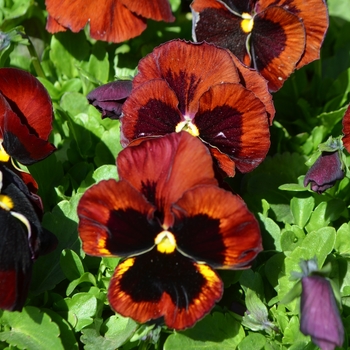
[121,40,272,177]
[191,0,328,91]
[78,132,262,330]
[0,68,55,166]
[342,104,350,153]
[0,165,57,311]
[45,0,175,43]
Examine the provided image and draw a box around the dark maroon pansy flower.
[301,275,344,350]
[121,40,272,177]
[0,164,57,311]
[0,68,55,166]
[78,132,262,330]
[342,104,350,153]
[87,80,133,120]
[304,150,344,194]
[45,0,174,43]
[191,0,328,91]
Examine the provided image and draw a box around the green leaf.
[290,197,314,228]
[92,165,118,183]
[164,312,245,350]
[60,249,85,281]
[238,333,266,350]
[258,214,282,251]
[66,272,97,296]
[31,194,82,295]
[335,223,350,256]
[280,226,305,252]
[0,307,63,350]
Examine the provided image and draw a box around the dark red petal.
[342,105,350,153]
[45,0,147,43]
[117,132,217,228]
[172,185,262,269]
[252,7,305,91]
[45,14,67,33]
[195,83,270,174]
[208,147,236,177]
[121,79,182,146]
[191,0,251,65]
[259,0,328,68]
[108,250,223,330]
[229,53,275,124]
[133,40,240,115]
[0,68,53,140]
[78,179,158,257]
[120,0,174,22]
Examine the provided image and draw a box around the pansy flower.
[78,132,262,330]
[121,40,272,177]
[0,68,55,166]
[191,0,329,91]
[0,165,57,311]
[45,0,175,43]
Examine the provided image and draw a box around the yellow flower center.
[175,118,199,137]
[155,230,176,254]
[0,143,10,163]
[0,194,14,211]
[241,12,254,33]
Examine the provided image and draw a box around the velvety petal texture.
[342,104,350,153]
[300,276,344,350]
[45,0,174,43]
[121,40,271,177]
[0,165,57,311]
[191,0,328,91]
[0,68,55,165]
[77,132,262,329]
[303,151,345,194]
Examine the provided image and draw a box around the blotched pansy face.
[191,0,328,91]
[0,68,55,166]
[121,40,272,177]
[45,0,174,43]
[78,132,262,329]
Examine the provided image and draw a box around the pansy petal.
[195,83,270,174]
[191,0,251,65]
[1,101,55,165]
[0,68,53,140]
[260,0,328,68]
[252,7,305,91]
[45,14,67,33]
[172,185,262,269]
[342,105,350,153]
[78,179,158,257]
[121,79,182,146]
[229,53,275,124]
[133,40,240,115]
[45,0,147,43]
[117,132,217,228]
[108,250,223,330]
[208,147,236,177]
[120,0,174,22]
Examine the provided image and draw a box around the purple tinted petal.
[304,151,345,194]
[87,80,133,119]
[300,276,344,350]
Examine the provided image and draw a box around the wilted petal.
[300,276,344,350]
[304,151,344,194]
[87,80,133,119]
[117,132,217,227]
[172,185,262,269]
[108,249,223,330]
